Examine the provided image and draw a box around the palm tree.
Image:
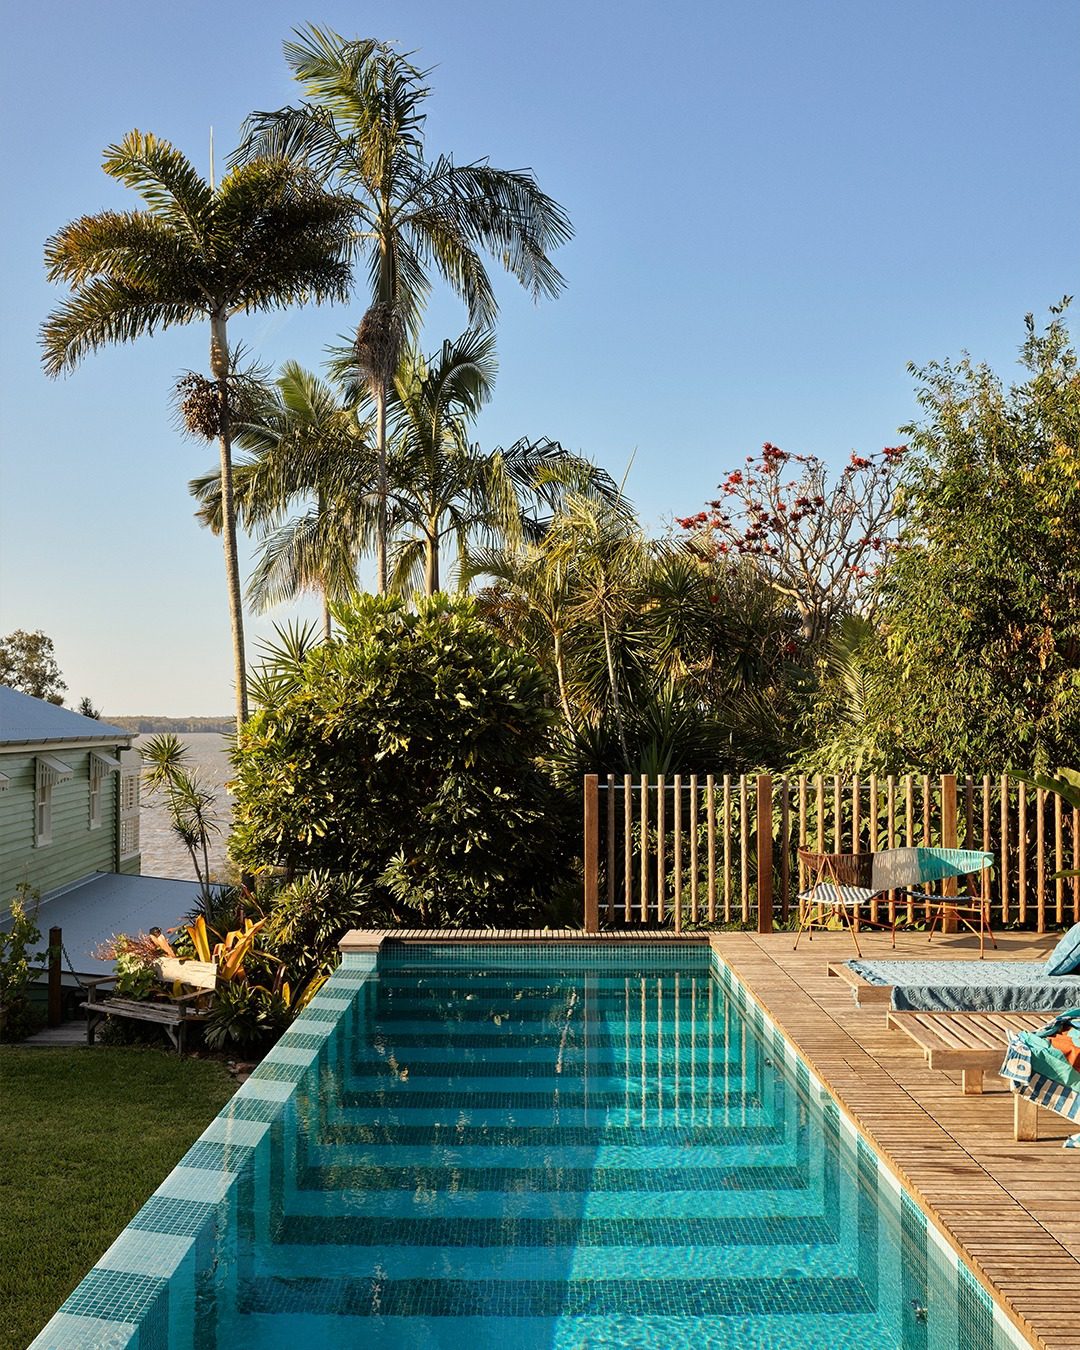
[235,25,573,593]
[41,131,353,730]
[191,363,378,639]
[385,330,618,597]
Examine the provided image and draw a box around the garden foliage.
[230,595,572,925]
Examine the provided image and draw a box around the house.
[0,685,141,906]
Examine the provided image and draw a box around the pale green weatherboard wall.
[0,747,139,905]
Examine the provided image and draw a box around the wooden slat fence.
[582,772,1080,934]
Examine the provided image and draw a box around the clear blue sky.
[1,0,1077,715]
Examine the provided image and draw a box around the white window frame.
[88,773,102,829]
[119,768,141,860]
[35,769,52,846]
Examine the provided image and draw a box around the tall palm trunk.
[210,312,248,730]
[375,381,388,594]
[424,520,440,596]
[551,626,572,724]
[601,612,630,767]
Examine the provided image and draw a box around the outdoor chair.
[794,849,892,956]
[795,846,995,958]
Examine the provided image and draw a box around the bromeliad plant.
[182,910,327,1051]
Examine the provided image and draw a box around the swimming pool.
[32,943,1028,1348]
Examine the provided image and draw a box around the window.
[34,755,72,847]
[88,751,121,830]
[35,774,52,846]
[119,769,140,860]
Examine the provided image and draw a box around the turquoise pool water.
[32,945,1026,1349]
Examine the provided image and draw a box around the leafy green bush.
[230,595,573,926]
[259,871,371,984]
[0,888,42,1042]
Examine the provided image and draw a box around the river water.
[135,732,234,881]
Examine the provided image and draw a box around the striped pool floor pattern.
[192,952,1008,1350]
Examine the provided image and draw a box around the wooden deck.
[707,929,1078,1350]
[339,927,711,949]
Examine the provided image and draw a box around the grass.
[0,1047,235,1350]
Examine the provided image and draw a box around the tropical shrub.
[230,595,573,925]
[806,304,1080,772]
[0,888,43,1042]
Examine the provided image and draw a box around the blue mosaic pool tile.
[200,1115,271,1149]
[129,1196,216,1240]
[27,1311,137,1349]
[277,1028,333,1051]
[179,1138,253,1174]
[96,1230,194,1280]
[156,1165,234,1206]
[958,1262,994,1350]
[59,1268,166,1334]
[249,1058,309,1084]
[233,1076,295,1102]
[237,1272,873,1318]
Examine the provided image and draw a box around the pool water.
[32,944,1026,1349]
[210,947,1017,1349]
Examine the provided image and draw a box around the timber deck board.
[709,930,1075,1350]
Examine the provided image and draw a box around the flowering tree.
[676,442,908,643]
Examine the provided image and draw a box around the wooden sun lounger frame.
[83,957,217,1054]
[886,1010,1052,1140]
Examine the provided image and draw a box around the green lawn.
[0,1048,235,1350]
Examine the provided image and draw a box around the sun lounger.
[1000,1011,1080,1146]
[827,958,1080,1012]
[886,1010,1047,1093]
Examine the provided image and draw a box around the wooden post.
[780,777,790,922]
[689,775,699,925]
[999,773,1009,926]
[623,774,633,922]
[740,775,750,924]
[584,776,600,932]
[639,773,649,924]
[707,774,717,923]
[606,774,616,922]
[1018,783,1027,926]
[656,774,666,925]
[1055,792,1065,926]
[673,774,683,934]
[723,774,732,923]
[756,774,773,933]
[48,927,62,1028]
[1036,789,1046,933]
[941,774,958,932]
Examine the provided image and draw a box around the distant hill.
[109,716,234,734]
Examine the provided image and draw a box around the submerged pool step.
[337,1085,775,1111]
[293,1161,815,1197]
[235,1271,872,1319]
[272,1211,842,1250]
[312,1119,792,1149]
[253,1234,853,1282]
[275,1182,829,1221]
[297,1137,806,1172]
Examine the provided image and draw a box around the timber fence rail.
[582,772,1080,934]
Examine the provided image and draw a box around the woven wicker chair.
[795,849,889,956]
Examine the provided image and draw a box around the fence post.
[756,774,773,934]
[584,775,600,932]
[48,926,62,1028]
[940,775,958,932]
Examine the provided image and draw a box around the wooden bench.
[826,961,892,1005]
[886,1009,1051,1140]
[83,958,217,1054]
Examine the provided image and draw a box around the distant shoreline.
[110,717,234,734]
